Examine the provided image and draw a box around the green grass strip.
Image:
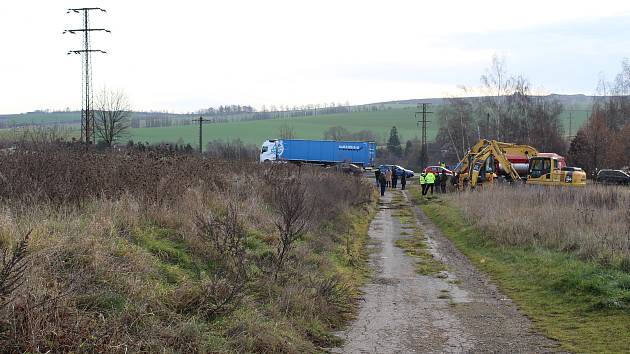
[420,201,630,353]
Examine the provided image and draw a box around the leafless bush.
[268,176,313,279]
[205,139,258,161]
[13,125,73,146]
[189,203,247,318]
[449,184,630,269]
[0,147,242,205]
[196,203,247,274]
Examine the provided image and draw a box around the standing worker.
[420,172,427,196]
[378,171,387,196]
[374,169,381,187]
[425,170,436,195]
[439,170,447,193]
[401,172,407,190]
[392,170,398,189]
[386,168,392,188]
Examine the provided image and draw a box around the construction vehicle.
[527,153,587,186]
[454,139,586,189]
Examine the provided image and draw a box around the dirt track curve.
[332,190,561,353]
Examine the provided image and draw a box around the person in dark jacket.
[439,170,447,193]
[392,170,398,188]
[375,169,381,187]
[378,172,387,196]
[401,173,407,190]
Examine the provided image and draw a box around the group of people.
[375,168,407,196]
[374,165,451,197]
[419,170,448,195]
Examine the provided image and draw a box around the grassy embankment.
[408,184,630,353]
[0,146,377,353]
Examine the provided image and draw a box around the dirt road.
[333,190,560,353]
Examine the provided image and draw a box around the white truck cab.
[260,139,282,162]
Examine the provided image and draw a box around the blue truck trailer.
[259,139,376,167]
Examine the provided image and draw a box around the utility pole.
[64,8,110,144]
[414,103,433,168]
[193,116,211,153]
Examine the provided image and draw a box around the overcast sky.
[1,0,629,114]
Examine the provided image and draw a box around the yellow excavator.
[454,140,587,189]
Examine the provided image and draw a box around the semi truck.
[259,139,376,167]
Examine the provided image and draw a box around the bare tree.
[480,54,513,139]
[94,88,131,146]
[435,55,566,162]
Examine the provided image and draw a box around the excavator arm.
[453,139,492,175]
[453,139,539,190]
[468,140,523,188]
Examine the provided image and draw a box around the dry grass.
[0,145,375,353]
[447,184,630,270]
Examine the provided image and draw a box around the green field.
[129,107,438,147]
[0,112,80,124]
[128,103,591,148]
[2,100,593,149]
[558,103,591,137]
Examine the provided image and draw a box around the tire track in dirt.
[333,190,561,353]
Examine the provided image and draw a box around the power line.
[193,116,211,153]
[64,7,110,144]
[415,103,433,168]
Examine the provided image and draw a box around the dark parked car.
[378,164,415,178]
[596,169,630,185]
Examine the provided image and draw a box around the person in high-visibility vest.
[440,161,446,169]
[419,172,427,196]
[425,171,436,195]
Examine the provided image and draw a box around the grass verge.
[418,198,630,353]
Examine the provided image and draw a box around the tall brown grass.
[0,145,374,352]
[448,184,630,270]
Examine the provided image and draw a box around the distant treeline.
[2,102,394,129]
[131,103,392,128]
